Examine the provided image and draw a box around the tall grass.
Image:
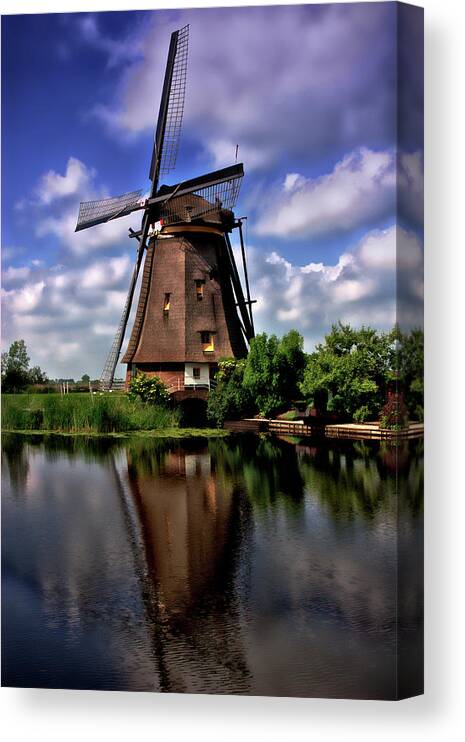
[1,393,180,434]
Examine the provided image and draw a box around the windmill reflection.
[115,440,252,694]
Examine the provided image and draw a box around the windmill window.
[192,367,201,379]
[195,280,205,301]
[163,293,171,316]
[201,332,215,352]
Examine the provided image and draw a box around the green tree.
[81,374,90,383]
[276,329,307,399]
[1,340,31,392]
[396,326,424,421]
[29,366,49,384]
[207,331,306,424]
[243,330,306,417]
[127,373,169,405]
[207,358,252,427]
[243,333,282,417]
[299,323,393,421]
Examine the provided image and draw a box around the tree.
[396,326,424,421]
[275,329,307,400]
[2,340,49,392]
[207,331,307,424]
[81,374,90,383]
[243,331,306,417]
[299,323,393,421]
[29,366,49,384]
[207,358,252,427]
[1,340,31,392]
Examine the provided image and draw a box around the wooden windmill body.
[75,26,254,392]
[122,209,247,390]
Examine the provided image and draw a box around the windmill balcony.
[164,376,217,394]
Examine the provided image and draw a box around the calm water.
[1,433,423,698]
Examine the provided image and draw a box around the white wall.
[184,362,210,386]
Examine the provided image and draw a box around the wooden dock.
[324,422,424,440]
[268,419,313,436]
[224,418,423,441]
[224,418,269,433]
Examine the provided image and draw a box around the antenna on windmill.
[74,24,254,391]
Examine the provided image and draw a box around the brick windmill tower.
[75,25,254,392]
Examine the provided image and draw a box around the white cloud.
[247,224,423,349]
[357,230,396,270]
[2,281,45,314]
[2,265,31,284]
[37,157,95,206]
[30,157,140,256]
[283,173,306,193]
[207,139,273,171]
[37,208,135,256]
[255,148,396,238]
[81,255,131,289]
[398,150,424,225]
[1,254,136,378]
[92,4,402,171]
[76,13,144,69]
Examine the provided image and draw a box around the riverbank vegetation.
[1,340,48,393]
[1,393,180,434]
[2,324,423,434]
[207,324,423,426]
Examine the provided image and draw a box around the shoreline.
[1,427,229,439]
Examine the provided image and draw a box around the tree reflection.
[1,434,29,496]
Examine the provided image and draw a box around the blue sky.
[1,3,423,379]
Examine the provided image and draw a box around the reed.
[1,393,180,434]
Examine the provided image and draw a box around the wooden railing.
[163,377,217,394]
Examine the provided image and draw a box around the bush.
[379,392,409,430]
[353,405,372,423]
[207,358,252,427]
[127,373,170,405]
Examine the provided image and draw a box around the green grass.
[1,393,180,434]
[277,410,300,421]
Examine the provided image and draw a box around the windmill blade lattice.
[99,252,143,389]
[76,190,143,232]
[160,172,243,225]
[159,24,189,177]
[149,24,189,183]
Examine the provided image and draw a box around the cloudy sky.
[1,2,423,379]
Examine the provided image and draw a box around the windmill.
[75,25,255,392]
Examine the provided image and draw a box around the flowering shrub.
[379,391,409,430]
[127,373,169,405]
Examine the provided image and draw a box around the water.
[1,433,423,698]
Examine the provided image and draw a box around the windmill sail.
[159,169,243,225]
[76,190,143,232]
[100,240,146,389]
[149,24,189,187]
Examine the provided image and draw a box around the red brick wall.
[126,365,184,392]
